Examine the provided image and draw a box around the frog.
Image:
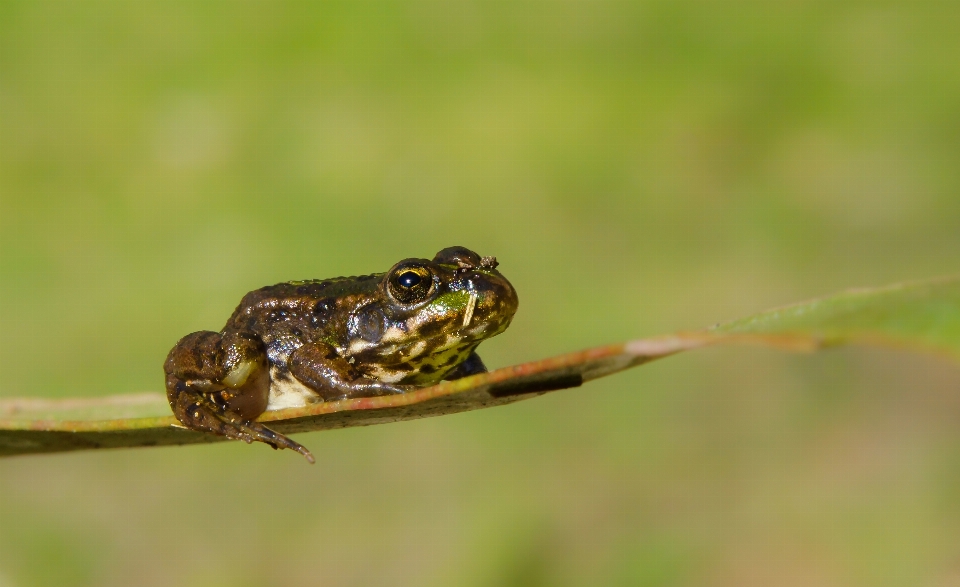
[164,246,518,463]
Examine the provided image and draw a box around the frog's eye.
[397,271,422,288]
[388,265,433,304]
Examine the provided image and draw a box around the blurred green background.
[3,1,960,585]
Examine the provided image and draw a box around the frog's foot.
[168,380,315,463]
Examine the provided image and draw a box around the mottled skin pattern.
[164,247,519,462]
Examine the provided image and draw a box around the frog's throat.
[266,367,321,411]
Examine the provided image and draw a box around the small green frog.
[164,246,518,462]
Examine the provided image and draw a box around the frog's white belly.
[265,367,321,411]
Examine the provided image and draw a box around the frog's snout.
[433,246,518,323]
[467,270,519,321]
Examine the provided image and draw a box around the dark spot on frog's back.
[313,299,334,315]
[268,309,289,323]
[310,298,335,327]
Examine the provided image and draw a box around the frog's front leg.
[443,352,487,381]
[289,342,415,402]
[164,330,315,463]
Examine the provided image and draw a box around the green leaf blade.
[714,277,960,359]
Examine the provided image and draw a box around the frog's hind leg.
[164,331,315,463]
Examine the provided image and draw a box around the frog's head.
[345,246,519,384]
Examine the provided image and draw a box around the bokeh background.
[3,1,960,585]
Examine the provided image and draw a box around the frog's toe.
[203,411,315,463]
[227,418,315,464]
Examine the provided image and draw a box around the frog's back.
[224,273,384,336]
[246,274,383,304]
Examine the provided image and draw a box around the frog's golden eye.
[388,265,433,304]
